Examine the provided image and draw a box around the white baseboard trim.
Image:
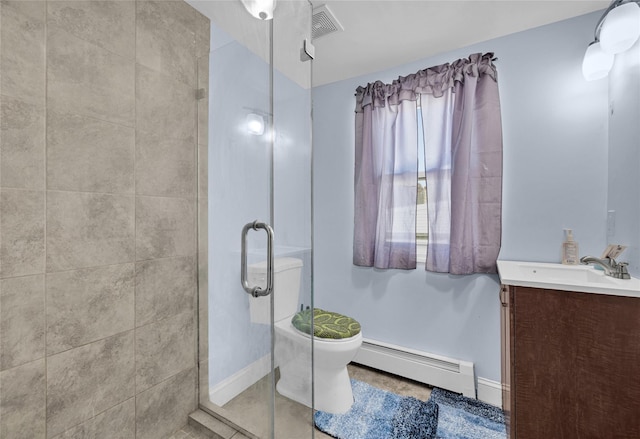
[207,352,503,409]
[209,355,271,406]
[354,338,476,399]
[476,377,502,407]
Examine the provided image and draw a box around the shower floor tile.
[198,363,433,439]
[168,424,212,439]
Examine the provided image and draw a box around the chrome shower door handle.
[240,220,274,297]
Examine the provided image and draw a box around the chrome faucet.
[580,256,630,279]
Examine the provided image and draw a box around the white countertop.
[497,260,640,298]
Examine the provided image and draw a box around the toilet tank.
[248,257,303,324]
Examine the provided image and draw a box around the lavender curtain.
[354,53,502,274]
[448,57,503,274]
[354,89,418,269]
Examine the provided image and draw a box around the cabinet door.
[499,285,512,436]
[512,286,640,438]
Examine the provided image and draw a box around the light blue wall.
[608,40,640,276]
[208,23,312,385]
[312,11,609,382]
[208,27,271,386]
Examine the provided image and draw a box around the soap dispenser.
[561,229,579,265]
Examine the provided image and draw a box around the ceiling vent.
[312,4,343,40]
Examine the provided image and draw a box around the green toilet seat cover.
[291,308,361,339]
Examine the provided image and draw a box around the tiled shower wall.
[0,1,209,438]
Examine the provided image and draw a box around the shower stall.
[190,1,315,437]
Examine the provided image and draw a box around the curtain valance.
[355,53,497,112]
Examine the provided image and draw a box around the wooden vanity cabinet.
[500,285,640,438]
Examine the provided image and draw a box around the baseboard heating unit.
[353,338,476,399]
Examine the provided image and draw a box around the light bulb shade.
[240,0,276,20]
[582,42,614,81]
[600,2,640,54]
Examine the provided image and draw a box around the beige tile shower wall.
[0,1,210,438]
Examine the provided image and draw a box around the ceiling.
[309,1,608,86]
[189,1,609,88]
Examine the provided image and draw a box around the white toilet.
[248,257,362,414]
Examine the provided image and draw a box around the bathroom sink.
[497,260,640,298]
[519,264,616,284]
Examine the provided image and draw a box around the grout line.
[136,52,197,90]
[134,254,197,265]
[133,0,139,437]
[0,356,46,375]
[47,20,136,63]
[0,186,45,193]
[43,260,137,277]
[50,396,136,439]
[46,106,136,132]
[33,255,195,280]
[44,188,197,201]
[0,271,46,282]
[194,26,202,409]
[45,329,135,360]
[43,1,49,438]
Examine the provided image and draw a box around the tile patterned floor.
[177,363,433,439]
[168,424,211,439]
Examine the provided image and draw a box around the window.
[416,107,428,263]
[354,53,502,273]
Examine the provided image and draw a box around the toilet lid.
[291,308,361,339]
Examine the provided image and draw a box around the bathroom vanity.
[497,261,640,439]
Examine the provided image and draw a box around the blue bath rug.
[314,379,438,439]
[429,387,506,439]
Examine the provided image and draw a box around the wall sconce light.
[582,42,615,81]
[240,0,276,20]
[582,0,640,81]
[246,113,265,135]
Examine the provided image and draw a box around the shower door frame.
[195,2,315,438]
[195,19,276,438]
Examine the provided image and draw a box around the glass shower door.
[272,1,314,436]
[204,1,313,438]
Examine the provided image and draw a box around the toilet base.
[275,329,357,413]
[277,363,354,414]
[274,318,361,414]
